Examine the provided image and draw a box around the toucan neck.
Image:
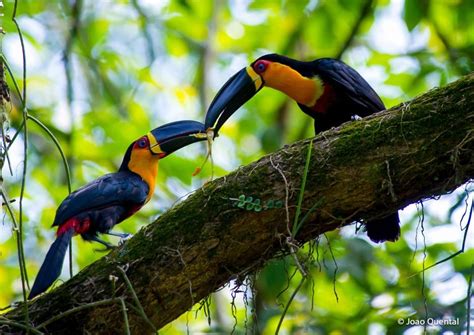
[128,159,159,203]
[119,144,160,202]
[264,64,324,107]
[119,143,134,172]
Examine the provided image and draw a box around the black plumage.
[256,54,400,242]
[29,120,208,299]
[255,54,385,132]
[205,53,401,243]
[53,171,149,239]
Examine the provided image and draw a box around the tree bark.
[2,73,474,334]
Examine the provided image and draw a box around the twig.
[37,298,122,329]
[269,156,291,236]
[269,156,307,277]
[0,56,22,104]
[274,276,305,335]
[12,0,31,322]
[230,286,238,335]
[269,149,315,335]
[296,198,325,230]
[292,140,313,236]
[459,186,471,230]
[419,202,428,329]
[195,296,212,326]
[0,56,26,156]
[4,52,75,283]
[117,266,157,332]
[0,318,43,335]
[410,202,423,267]
[27,115,72,193]
[324,234,339,302]
[0,97,13,175]
[467,264,473,334]
[275,261,297,304]
[4,119,24,152]
[409,199,473,276]
[120,298,131,335]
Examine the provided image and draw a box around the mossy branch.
[2,73,474,334]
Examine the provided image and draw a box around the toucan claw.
[118,234,133,246]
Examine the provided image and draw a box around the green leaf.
[404,0,426,31]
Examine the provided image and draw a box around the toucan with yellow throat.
[204,53,400,243]
[28,120,207,299]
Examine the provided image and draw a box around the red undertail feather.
[57,217,91,236]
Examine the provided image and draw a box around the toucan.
[204,53,400,243]
[28,120,207,299]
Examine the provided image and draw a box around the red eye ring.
[253,60,268,74]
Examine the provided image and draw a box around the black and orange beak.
[148,120,207,157]
[204,66,264,136]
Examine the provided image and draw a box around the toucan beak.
[204,66,264,136]
[148,120,207,157]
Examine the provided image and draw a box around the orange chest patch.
[127,150,159,203]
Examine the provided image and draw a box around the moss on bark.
[2,73,474,334]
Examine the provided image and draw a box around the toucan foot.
[94,244,117,252]
[105,231,131,239]
[118,234,133,246]
[88,235,116,251]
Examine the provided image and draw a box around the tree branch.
[3,73,474,334]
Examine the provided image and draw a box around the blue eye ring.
[254,60,267,73]
[137,138,147,148]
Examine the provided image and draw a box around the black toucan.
[204,53,400,243]
[29,120,207,299]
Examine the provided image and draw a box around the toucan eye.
[254,61,267,73]
[137,138,147,148]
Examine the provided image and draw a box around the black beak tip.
[204,67,261,134]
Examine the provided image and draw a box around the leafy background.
[1,0,473,334]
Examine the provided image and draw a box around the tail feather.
[28,228,74,299]
[365,212,400,243]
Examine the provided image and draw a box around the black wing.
[313,58,385,115]
[52,171,149,226]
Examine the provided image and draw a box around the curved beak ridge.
[148,120,207,156]
[204,66,263,136]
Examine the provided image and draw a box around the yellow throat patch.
[128,145,159,203]
[261,62,324,107]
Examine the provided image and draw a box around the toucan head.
[204,53,323,135]
[120,120,207,172]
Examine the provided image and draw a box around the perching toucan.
[28,120,207,299]
[204,53,400,243]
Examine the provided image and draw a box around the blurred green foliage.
[1,0,473,334]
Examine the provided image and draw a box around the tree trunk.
[2,73,474,334]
